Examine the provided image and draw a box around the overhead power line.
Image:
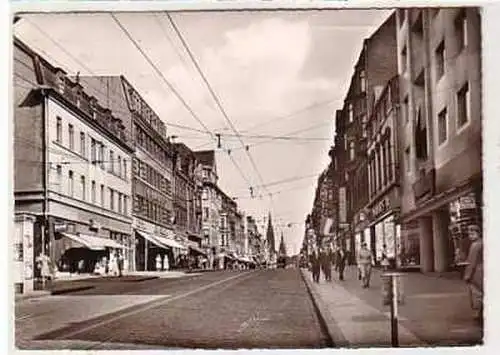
[110,13,216,142]
[166,11,272,203]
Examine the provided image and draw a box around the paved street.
[15,269,330,350]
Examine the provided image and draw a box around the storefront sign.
[371,196,391,219]
[53,223,68,232]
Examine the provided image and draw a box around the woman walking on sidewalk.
[357,242,374,288]
[463,224,483,324]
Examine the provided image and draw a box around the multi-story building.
[396,8,482,272]
[14,38,134,293]
[332,12,398,264]
[246,215,261,265]
[364,75,402,267]
[195,150,221,269]
[173,143,205,260]
[310,165,337,248]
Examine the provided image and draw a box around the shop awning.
[155,236,187,250]
[136,231,169,250]
[189,245,207,256]
[61,233,126,250]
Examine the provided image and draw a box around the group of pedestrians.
[308,242,377,289]
[309,245,349,283]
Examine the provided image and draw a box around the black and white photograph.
[10,4,486,351]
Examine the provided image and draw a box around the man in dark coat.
[310,248,321,283]
[336,246,348,281]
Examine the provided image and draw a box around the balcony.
[412,169,435,200]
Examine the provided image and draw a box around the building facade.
[364,75,402,267]
[331,13,398,264]
[14,39,134,292]
[173,143,205,263]
[396,8,482,272]
[195,150,221,269]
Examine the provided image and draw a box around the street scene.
[12,6,483,350]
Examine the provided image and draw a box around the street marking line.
[57,270,258,341]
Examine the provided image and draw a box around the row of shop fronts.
[344,180,482,272]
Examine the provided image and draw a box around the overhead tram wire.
[110,13,255,196]
[166,12,273,203]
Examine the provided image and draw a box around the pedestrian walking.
[320,247,332,281]
[117,250,124,277]
[357,242,374,288]
[463,224,483,324]
[336,246,348,281]
[310,247,321,283]
[380,244,390,271]
[156,254,163,271]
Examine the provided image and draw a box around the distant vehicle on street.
[277,256,287,268]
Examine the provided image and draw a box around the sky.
[13,9,392,256]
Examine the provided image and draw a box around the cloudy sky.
[14,9,392,255]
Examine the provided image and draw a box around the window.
[344,134,347,151]
[109,188,115,211]
[124,196,128,216]
[360,70,366,92]
[435,41,445,79]
[68,124,74,150]
[405,147,411,172]
[401,45,407,73]
[457,82,470,128]
[91,138,97,163]
[80,176,86,201]
[123,160,128,180]
[91,180,96,203]
[349,141,355,161]
[99,143,105,169]
[438,108,448,145]
[204,207,209,221]
[348,103,354,123]
[109,150,114,173]
[56,117,62,143]
[455,10,468,52]
[80,132,86,157]
[68,171,74,197]
[56,165,62,192]
[202,188,208,200]
[100,184,105,207]
[118,193,123,214]
[118,156,122,177]
[403,96,409,123]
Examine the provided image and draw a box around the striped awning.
[136,230,169,250]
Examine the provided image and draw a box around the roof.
[194,150,215,167]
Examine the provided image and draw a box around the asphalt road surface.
[18,269,331,349]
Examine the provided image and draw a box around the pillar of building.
[432,208,450,273]
[418,216,434,272]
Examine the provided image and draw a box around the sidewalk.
[301,266,483,347]
[15,270,198,301]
